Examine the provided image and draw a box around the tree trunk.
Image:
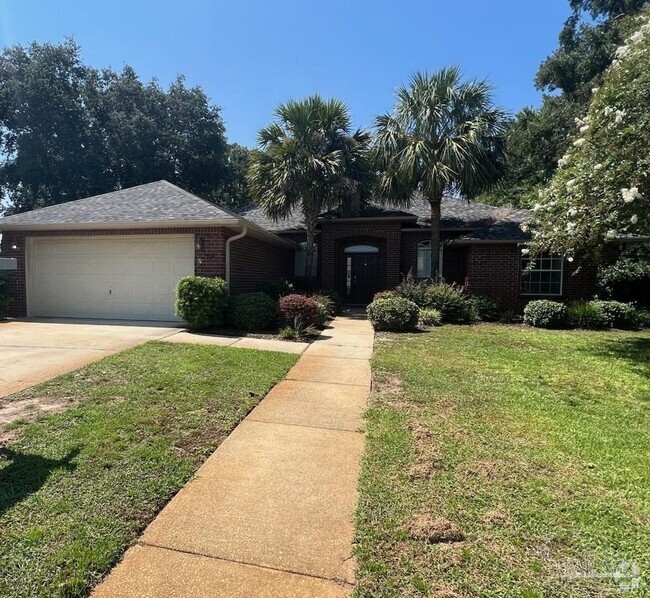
[304,209,319,287]
[429,195,442,279]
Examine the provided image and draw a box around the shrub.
[598,258,650,308]
[394,273,428,307]
[637,309,650,328]
[423,282,476,323]
[419,308,442,327]
[257,278,295,300]
[318,288,342,314]
[567,301,608,330]
[468,295,502,322]
[367,297,419,332]
[278,294,320,327]
[228,292,277,331]
[590,300,639,330]
[523,300,567,329]
[0,272,9,318]
[311,294,333,327]
[279,326,300,340]
[373,290,397,302]
[175,276,229,331]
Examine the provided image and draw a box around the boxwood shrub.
[419,308,442,327]
[523,300,567,329]
[175,276,229,331]
[228,292,277,331]
[367,297,419,332]
[278,294,320,327]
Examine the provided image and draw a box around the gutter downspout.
[225,225,248,290]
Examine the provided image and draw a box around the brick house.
[0,180,598,320]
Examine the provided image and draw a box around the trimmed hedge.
[175,276,229,331]
[367,297,419,332]
[598,258,650,307]
[523,300,567,329]
[278,294,320,327]
[228,292,277,331]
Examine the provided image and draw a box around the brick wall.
[227,232,294,293]
[465,243,598,311]
[320,221,402,296]
[0,227,228,318]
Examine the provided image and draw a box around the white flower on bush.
[630,214,639,224]
[567,207,578,217]
[566,222,577,233]
[558,157,568,168]
[521,248,530,255]
[532,203,542,212]
[567,256,574,262]
[605,229,617,239]
[592,87,599,94]
[520,223,529,233]
[614,109,626,124]
[603,106,614,116]
[593,163,603,171]
[615,45,630,59]
[621,187,642,203]
[573,138,586,148]
[579,124,590,134]
[566,179,577,189]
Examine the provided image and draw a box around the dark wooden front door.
[346,253,379,304]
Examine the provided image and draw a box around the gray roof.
[455,209,531,243]
[0,181,238,229]
[236,194,504,232]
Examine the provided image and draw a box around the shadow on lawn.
[585,335,650,380]
[0,447,79,516]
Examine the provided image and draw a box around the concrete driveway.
[0,319,181,399]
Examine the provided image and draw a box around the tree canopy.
[374,68,507,275]
[248,95,374,280]
[0,40,232,214]
[482,0,646,207]
[527,11,650,259]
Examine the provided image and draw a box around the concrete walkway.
[94,313,373,597]
[162,330,309,354]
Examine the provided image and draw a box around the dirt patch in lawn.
[406,515,465,543]
[0,395,78,443]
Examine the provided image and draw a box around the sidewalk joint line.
[284,377,370,388]
[138,541,354,588]
[245,417,364,434]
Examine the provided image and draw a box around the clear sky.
[1,1,572,147]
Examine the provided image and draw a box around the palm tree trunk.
[429,195,442,278]
[304,209,319,286]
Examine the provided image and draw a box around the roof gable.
[0,181,238,229]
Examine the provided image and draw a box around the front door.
[346,253,379,304]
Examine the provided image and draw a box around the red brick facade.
[0,226,291,317]
[465,243,598,310]
[227,232,294,293]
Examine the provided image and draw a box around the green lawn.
[355,325,650,597]
[0,342,297,597]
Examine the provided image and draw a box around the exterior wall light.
[195,236,204,252]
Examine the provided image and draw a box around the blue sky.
[1,1,571,147]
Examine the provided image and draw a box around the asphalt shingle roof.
[455,209,531,242]
[0,181,238,228]
[236,194,505,232]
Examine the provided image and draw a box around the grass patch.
[0,342,297,597]
[356,326,650,597]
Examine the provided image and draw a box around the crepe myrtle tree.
[248,95,374,282]
[374,68,507,276]
[526,11,650,262]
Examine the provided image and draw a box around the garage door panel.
[28,236,194,321]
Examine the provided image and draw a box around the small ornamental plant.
[367,297,420,332]
[277,294,320,327]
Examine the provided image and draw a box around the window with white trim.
[416,241,443,279]
[521,252,563,296]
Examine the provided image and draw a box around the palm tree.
[248,95,374,283]
[374,68,507,277]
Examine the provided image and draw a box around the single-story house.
[0,180,598,321]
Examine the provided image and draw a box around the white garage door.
[27,235,194,321]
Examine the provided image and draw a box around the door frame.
[341,243,381,304]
